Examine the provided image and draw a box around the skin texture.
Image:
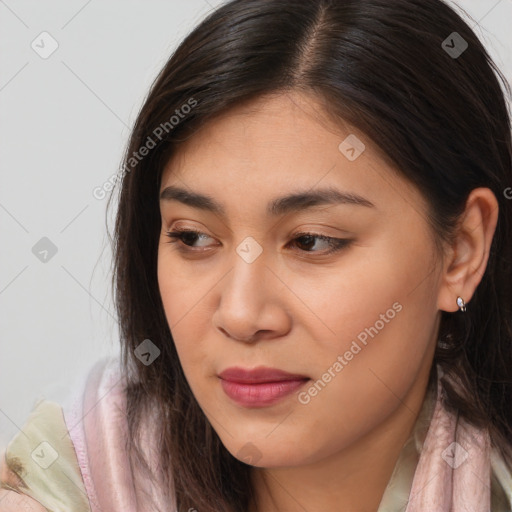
[157,91,498,512]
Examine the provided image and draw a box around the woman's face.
[157,91,442,468]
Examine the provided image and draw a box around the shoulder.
[0,399,91,512]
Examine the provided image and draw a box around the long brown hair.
[106,0,512,510]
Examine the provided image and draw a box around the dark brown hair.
[107,0,512,510]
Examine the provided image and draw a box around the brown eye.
[165,228,216,250]
[288,232,352,255]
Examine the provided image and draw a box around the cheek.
[291,233,435,351]
[157,248,208,330]
[157,255,179,333]
[297,233,433,363]
[157,249,220,384]
[157,252,197,366]
[295,306,434,454]
[285,295,436,466]
[295,239,438,426]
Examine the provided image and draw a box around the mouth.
[217,366,310,407]
[218,366,310,383]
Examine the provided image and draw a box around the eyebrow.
[159,184,375,218]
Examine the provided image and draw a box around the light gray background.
[1,0,511,448]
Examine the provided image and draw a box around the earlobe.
[437,187,499,313]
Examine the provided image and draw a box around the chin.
[218,434,313,468]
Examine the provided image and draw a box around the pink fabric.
[62,358,491,512]
[62,358,171,512]
[405,376,491,511]
[63,358,130,511]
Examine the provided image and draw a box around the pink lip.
[218,366,310,408]
[218,366,309,383]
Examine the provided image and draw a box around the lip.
[218,366,309,383]
[218,366,310,408]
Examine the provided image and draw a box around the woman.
[1,0,511,510]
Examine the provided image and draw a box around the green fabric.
[0,399,91,512]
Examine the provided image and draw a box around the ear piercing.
[456,296,466,312]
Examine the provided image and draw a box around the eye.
[165,228,215,250]
[289,232,352,255]
[164,228,352,255]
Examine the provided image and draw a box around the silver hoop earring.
[456,296,466,312]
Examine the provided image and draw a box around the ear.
[437,187,499,313]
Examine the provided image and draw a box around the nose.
[213,248,290,343]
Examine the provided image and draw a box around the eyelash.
[164,228,352,256]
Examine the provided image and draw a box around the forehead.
[159,92,425,218]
